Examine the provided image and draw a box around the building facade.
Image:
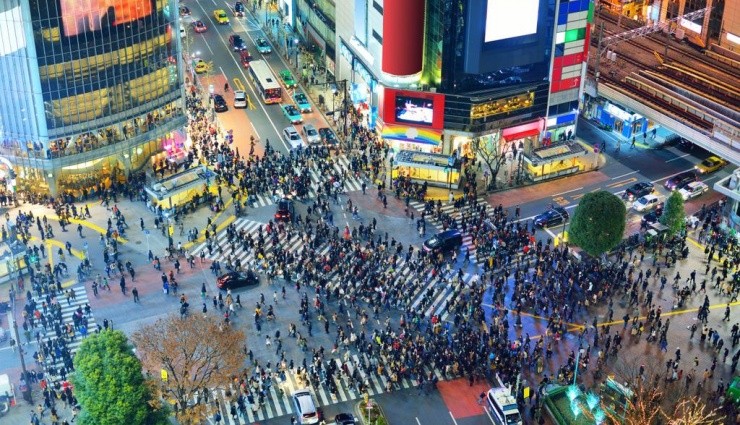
[0,0,186,196]
[290,0,593,182]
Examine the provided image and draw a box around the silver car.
[282,126,305,150]
[302,124,321,144]
[233,90,247,108]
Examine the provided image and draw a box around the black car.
[216,270,259,290]
[234,1,245,16]
[229,34,247,51]
[274,198,295,222]
[664,171,697,191]
[533,207,569,228]
[423,229,463,254]
[335,413,356,425]
[622,181,654,201]
[212,94,228,112]
[318,127,338,145]
[641,204,664,226]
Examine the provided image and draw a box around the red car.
[192,20,207,33]
[239,50,253,67]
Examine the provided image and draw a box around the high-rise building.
[0,0,186,196]
[290,0,593,183]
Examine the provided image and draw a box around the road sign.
[144,230,150,235]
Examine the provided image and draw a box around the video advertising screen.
[485,0,540,42]
[60,0,153,37]
[395,96,434,126]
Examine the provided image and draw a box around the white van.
[486,387,522,425]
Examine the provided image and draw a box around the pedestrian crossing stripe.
[29,285,98,381]
[243,155,364,209]
[409,197,496,265]
[194,217,475,322]
[199,353,446,424]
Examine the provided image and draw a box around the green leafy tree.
[659,191,685,236]
[568,190,626,257]
[72,330,167,425]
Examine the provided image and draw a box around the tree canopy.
[72,330,165,425]
[568,190,626,257]
[659,191,686,236]
[132,314,246,425]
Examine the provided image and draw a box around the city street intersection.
[1,4,738,425]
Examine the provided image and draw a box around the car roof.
[304,123,316,130]
[284,126,298,133]
[641,194,658,200]
[438,229,461,237]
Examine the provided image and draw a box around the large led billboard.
[464,0,553,78]
[383,88,444,130]
[395,96,434,126]
[485,0,540,42]
[60,0,153,37]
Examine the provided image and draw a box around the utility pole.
[594,23,605,81]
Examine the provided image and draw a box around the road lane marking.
[233,77,245,91]
[449,411,459,425]
[552,187,583,197]
[606,176,637,188]
[193,1,290,152]
[666,153,691,162]
[611,170,638,180]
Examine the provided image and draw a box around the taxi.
[279,69,297,88]
[193,60,209,74]
[293,92,311,113]
[695,155,727,174]
[214,9,230,24]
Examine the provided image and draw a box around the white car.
[291,389,319,424]
[678,181,709,200]
[632,194,662,212]
[233,90,247,108]
[282,126,305,150]
[302,124,321,145]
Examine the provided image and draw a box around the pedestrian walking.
[132,287,139,303]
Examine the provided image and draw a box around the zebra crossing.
[192,217,475,322]
[409,197,496,265]
[245,154,365,208]
[203,352,446,424]
[31,285,97,381]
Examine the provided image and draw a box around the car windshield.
[427,237,439,246]
[306,128,317,136]
[505,412,521,424]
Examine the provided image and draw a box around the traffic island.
[354,397,389,425]
[543,384,606,425]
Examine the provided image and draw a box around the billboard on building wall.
[383,88,445,130]
[485,0,540,42]
[60,0,153,37]
[465,0,552,77]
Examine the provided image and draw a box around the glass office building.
[0,0,185,196]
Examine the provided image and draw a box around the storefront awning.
[502,121,543,142]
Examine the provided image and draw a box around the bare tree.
[668,396,725,425]
[471,133,509,190]
[132,314,247,425]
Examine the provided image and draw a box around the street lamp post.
[294,38,299,69]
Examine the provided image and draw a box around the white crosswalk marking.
[409,197,497,265]
[240,154,364,209]
[199,352,452,424]
[30,285,98,382]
